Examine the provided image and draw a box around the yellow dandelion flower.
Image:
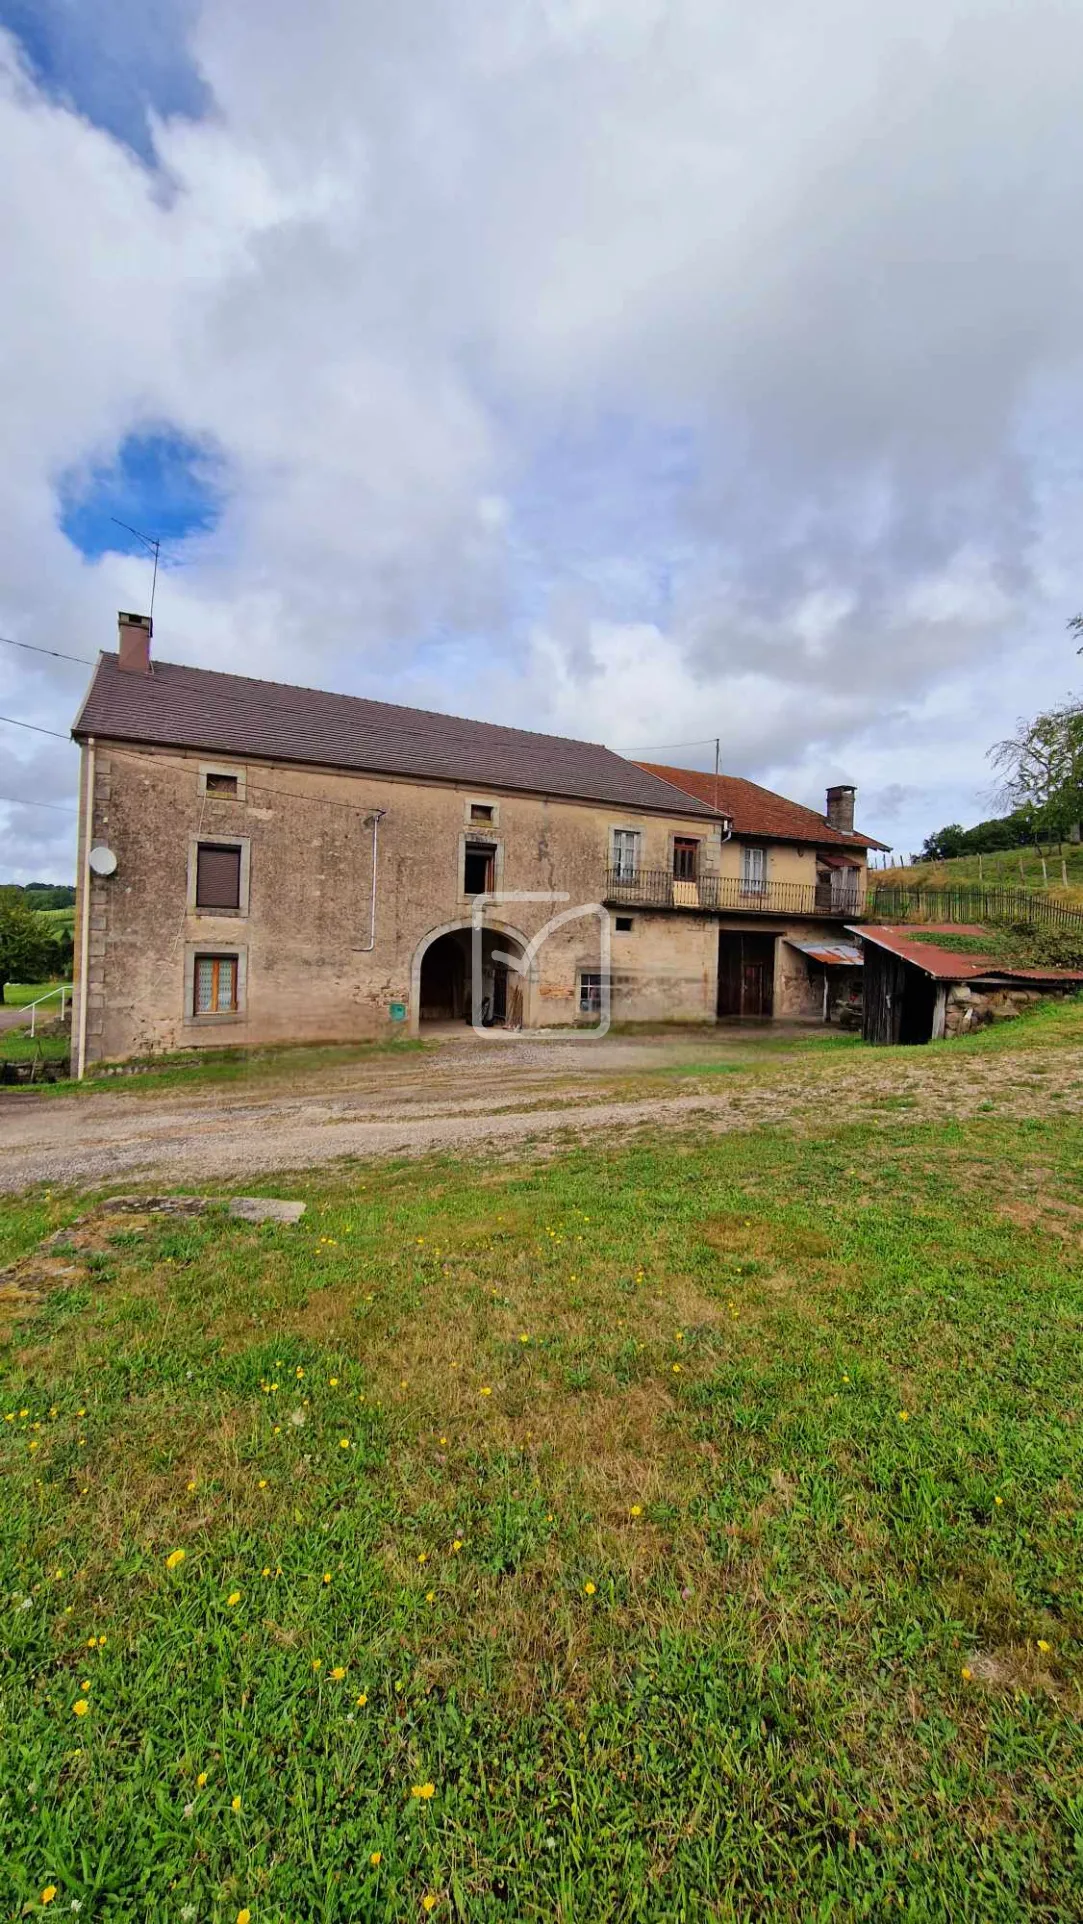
[186,1480,197,1493]
[231,1794,242,1811]
[584,1581,596,1596]
[258,1479,268,1489]
[41,1887,58,1905]
[86,1636,97,1648]
[311,1659,322,1671]
[480,1387,492,1397]
[339,1438,351,1449]
[426,1590,436,1603]
[197,1771,208,1787]
[898,1411,910,1423]
[961,1666,973,1681]
[370,1850,382,1865]
[417,1551,428,1564]
[329,1377,339,1387]
[519,1333,530,1344]
[356,1692,368,1707]
[330,1666,346,1680]
[423,1900,437,1913]
[411,1782,436,1799]
[237,1911,251,1924]
[322,1572,332,1584]
[1037,1639,1052,1654]
[630,1505,643,1518]
[262,1566,271,1577]
[165,1549,185,1570]
[227,1591,241,1607]
[451,1540,463,1553]
[439,1436,448,1446]
[994,1495,1003,1506]
[73,1699,89,1716]
[296,1367,304,1378]
[671,1364,682,1375]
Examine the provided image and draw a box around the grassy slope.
[876,843,1083,902]
[3,982,71,1009]
[2,1023,1083,1918]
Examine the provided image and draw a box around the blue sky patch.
[0,0,209,163]
[59,427,225,561]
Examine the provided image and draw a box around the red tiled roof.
[635,763,888,850]
[73,654,723,817]
[852,924,1083,983]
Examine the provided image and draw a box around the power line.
[0,793,77,813]
[0,713,70,739]
[0,634,97,667]
[621,736,720,754]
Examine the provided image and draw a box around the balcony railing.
[604,869,865,918]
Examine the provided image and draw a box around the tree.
[0,890,53,1004]
[989,698,1083,852]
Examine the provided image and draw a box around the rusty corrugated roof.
[849,924,1083,984]
[787,940,863,966]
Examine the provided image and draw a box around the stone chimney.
[826,784,855,834]
[117,611,152,674]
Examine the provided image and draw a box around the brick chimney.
[118,611,152,674]
[826,784,855,834]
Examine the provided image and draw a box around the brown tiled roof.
[635,762,888,850]
[852,924,1083,983]
[72,654,723,817]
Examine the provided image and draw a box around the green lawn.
[2,980,70,1010]
[2,1088,1082,1918]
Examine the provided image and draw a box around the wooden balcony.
[604,868,865,918]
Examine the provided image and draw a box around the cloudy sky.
[2,0,1082,882]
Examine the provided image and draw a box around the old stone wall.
[74,742,729,1063]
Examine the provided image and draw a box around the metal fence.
[867,883,1083,931]
[604,869,864,918]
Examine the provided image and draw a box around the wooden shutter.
[196,843,241,910]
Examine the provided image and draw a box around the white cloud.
[3,0,1083,880]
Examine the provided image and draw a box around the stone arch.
[409,917,535,1036]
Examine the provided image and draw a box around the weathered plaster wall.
[76,743,728,1061]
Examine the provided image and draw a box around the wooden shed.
[849,925,1083,1045]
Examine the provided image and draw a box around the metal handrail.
[22,984,70,1037]
[604,869,865,917]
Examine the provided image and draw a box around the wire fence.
[867,883,1083,932]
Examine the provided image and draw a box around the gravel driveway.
[2,1028,1082,1194]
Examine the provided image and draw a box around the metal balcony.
[603,869,865,918]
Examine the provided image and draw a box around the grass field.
[876,844,1083,901]
[2,981,71,1010]
[2,1041,1082,1918]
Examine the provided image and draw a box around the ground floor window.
[579,971,603,1014]
[194,953,238,1015]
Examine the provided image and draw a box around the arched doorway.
[412,921,530,1034]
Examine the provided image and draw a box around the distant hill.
[15,882,76,911]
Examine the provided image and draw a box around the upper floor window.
[199,763,246,801]
[195,842,242,911]
[470,802,494,824]
[463,840,497,894]
[611,829,640,882]
[740,846,767,896]
[673,837,699,881]
[205,772,238,797]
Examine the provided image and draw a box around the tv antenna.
[111,519,162,619]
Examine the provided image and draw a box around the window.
[673,837,699,881]
[195,842,242,911]
[194,954,238,1015]
[615,915,633,932]
[470,802,494,823]
[740,846,767,896]
[205,771,238,797]
[611,829,640,882]
[579,971,603,1014]
[463,840,497,894]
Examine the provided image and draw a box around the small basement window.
[194,954,238,1015]
[463,840,497,894]
[579,971,603,1014]
[615,916,634,932]
[205,771,239,797]
[469,802,495,823]
[195,842,242,911]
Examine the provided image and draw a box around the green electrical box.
[389,1001,407,1022]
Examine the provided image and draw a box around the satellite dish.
[88,845,118,877]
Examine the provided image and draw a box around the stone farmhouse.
[70,613,886,1074]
